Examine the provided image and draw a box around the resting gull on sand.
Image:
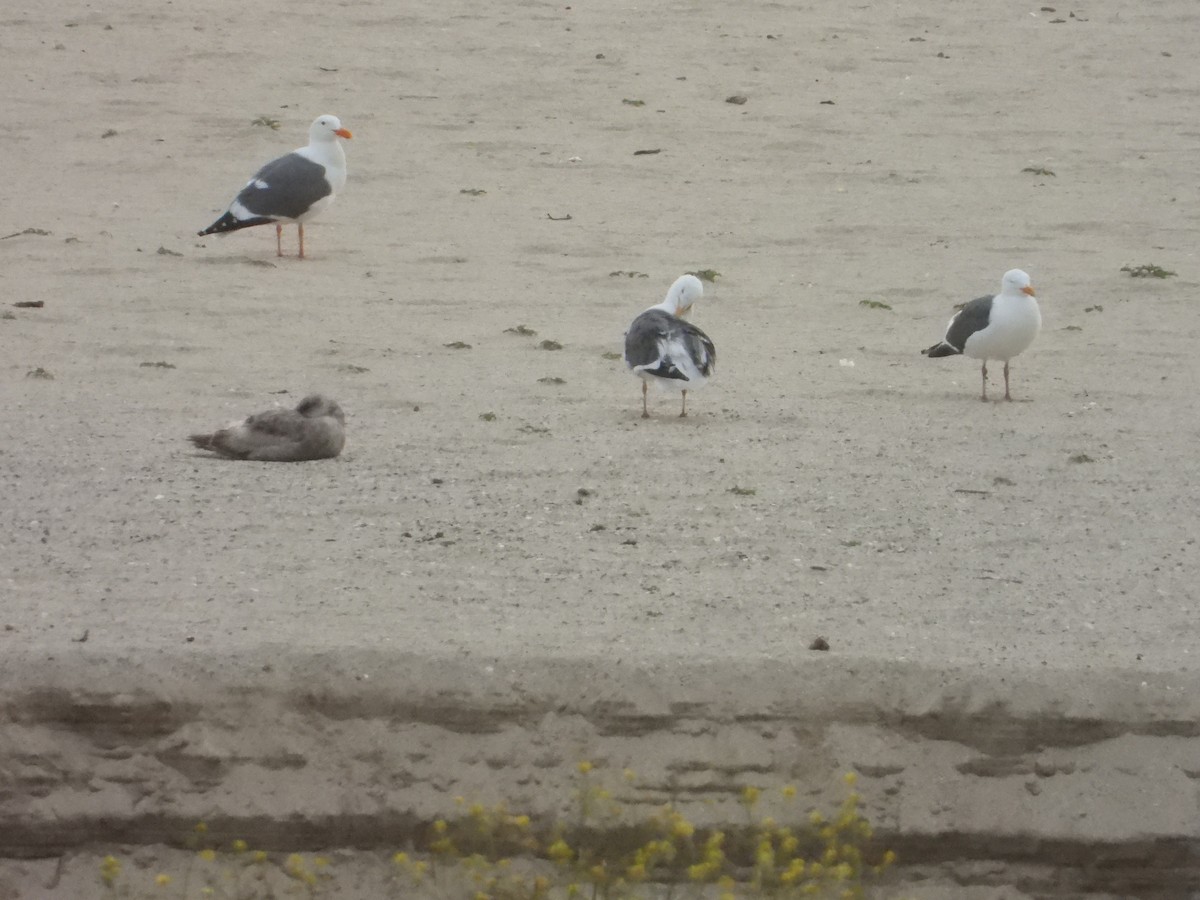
[198,115,352,258]
[922,269,1041,402]
[189,395,346,461]
[624,274,717,418]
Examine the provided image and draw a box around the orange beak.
[335,127,353,139]
[1021,284,1036,296]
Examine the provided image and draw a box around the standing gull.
[624,274,717,418]
[198,115,352,259]
[189,394,346,461]
[922,269,1041,401]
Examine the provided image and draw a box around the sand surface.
[3,0,1200,895]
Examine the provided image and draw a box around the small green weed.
[1121,264,1176,278]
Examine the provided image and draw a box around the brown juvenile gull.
[189,395,346,461]
[198,115,352,259]
[623,274,716,418]
[922,268,1042,402]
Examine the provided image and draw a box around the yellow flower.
[547,839,573,862]
[392,852,409,866]
[626,863,647,881]
[671,818,694,838]
[882,849,897,867]
[511,814,531,829]
[252,850,268,863]
[623,768,637,782]
[577,760,593,775]
[198,848,217,863]
[99,855,122,887]
[194,821,208,835]
[588,863,607,883]
[843,771,858,787]
[433,819,448,834]
[760,816,777,829]
[741,785,761,806]
[231,839,248,854]
[154,874,172,887]
[469,802,487,819]
[809,810,825,826]
[286,853,305,871]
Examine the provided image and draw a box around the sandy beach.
[2,0,1199,895]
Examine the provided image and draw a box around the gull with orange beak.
[922,268,1042,401]
[623,274,717,418]
[199,115,352,259]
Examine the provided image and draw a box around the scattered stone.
[809,636,830,651]
[26,367,53,379]
[139,361,176,369]
[538,340,563,351]
[444,341,472,350]
[504,324,537,336]
[726,95,748,105]
[13,301,44,308]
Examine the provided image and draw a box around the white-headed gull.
[923,269,1041,402]
[198,115,352,259]
[623,274,717,418]
[189,394,346,461]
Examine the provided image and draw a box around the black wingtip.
[922,342,960,358]
[198,212,273,236]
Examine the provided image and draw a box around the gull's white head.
[1001,268,1035,297]
[663,274,704,317]
[310,115,353,141]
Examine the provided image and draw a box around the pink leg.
[298,223,306,259]
[641,381,650,418]
[679,390,688,417]
[980,362,989,402]
[275,223,284,257]
[1003,361,1013,401]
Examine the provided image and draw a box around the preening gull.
[198,115,352,259]
[189,394,346,461]
[922,269,1041,401]
[624,274,717,418]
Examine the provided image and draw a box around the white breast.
[963,294,1041,362]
